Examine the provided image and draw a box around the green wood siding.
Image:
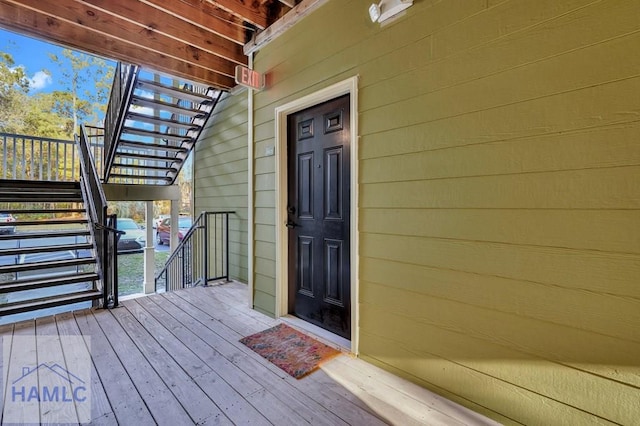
[250,0,640,423]
[194,93,249,282]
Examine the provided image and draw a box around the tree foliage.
[0,52,30,133]
[0,47,114,139]
[48,49,114,132]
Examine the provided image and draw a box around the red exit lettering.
[235,65,264,90]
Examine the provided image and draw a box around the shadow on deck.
[0,282,497,425]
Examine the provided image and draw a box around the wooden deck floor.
[0,282,498,425]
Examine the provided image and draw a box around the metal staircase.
[0,180,103,322]
[103,63,222,185]
[0,63,222,323]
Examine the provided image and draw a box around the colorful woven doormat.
[240,323,341,379]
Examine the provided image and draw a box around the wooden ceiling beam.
[0,1,234,88]
[205,0,269,29]
[141,0,248,45]
[74,0,247,65]
[9,0,243,74]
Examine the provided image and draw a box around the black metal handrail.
[76,125,120,308]
[103,62,139,182]
[155,211,234,292]
[83,125,106,178]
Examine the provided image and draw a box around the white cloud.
[129,105,155,116]
[137,90,155,99]
[29,71,52,91]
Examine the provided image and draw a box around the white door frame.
[274,76,359,354]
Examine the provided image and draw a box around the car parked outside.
[0,213,16,234]
[156,216,192,245]
[14,250,92,304]
[17,250,81,280]
[153,214,170,229]
[116,218,146,253]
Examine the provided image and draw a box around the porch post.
[170,200,179,252]
[143,201,155,294]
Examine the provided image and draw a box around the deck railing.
[83,125,106,178]
[77,125,121,307]
[0,133,79,181]
[155,211,233,292]
[0,131,105,183]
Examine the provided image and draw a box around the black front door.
[287,94,351,339]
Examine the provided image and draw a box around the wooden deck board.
[0,323,13,420]
[5,321,38,424]
[73,309,167,425]
[141,295,265,398]
[108,305,230,425]
[35,316,81,424]
[166,290,352,426]
[143,295,312,425]
[195,286,390,425]
[0,282,499,425]
[55,312,115,424]
[125,298,270,425]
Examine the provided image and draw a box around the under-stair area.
[0,180,103,324]
[0,65,224,324]
[103,64,222,185]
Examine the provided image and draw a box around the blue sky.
[1,29,64,93]
[0,28,113,94]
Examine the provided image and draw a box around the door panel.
[297,153,314,218]
[324,239,343,304]
[324,147,343,220]
[287,94,351,339]
[298,236,314,295]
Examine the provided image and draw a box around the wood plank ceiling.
[0,0,298,90]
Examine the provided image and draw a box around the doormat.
[240,323,341,379]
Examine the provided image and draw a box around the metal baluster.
[20,137,25,180]
[29,138,34,180]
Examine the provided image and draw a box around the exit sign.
[235,65,264,90]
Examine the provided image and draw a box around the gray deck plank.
[326,356,465,426]
[166,290,351,426]
[146,294,272,392]
[0,283,498,426]
[205,283,279,327]
[179,286,391,426]
[243,388,311,426]
[333,354,497,425]
[3,320,39,425]
[88,308,198,426]
[138,295,264,397]
[35,316,81,425]
[173,285,390,425]
[124,298,271,425]
[73,310,157,425]
[55,312,115,425]
[108,304,233,425]
[156,292,322,425]
[0,322,14,420]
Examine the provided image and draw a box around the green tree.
[0,52,30,133]
[0,50,76,139]
[23,92,72,139]
[0,47,113,181]
[48,49,114,132]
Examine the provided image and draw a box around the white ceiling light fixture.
[368,0,413,24]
